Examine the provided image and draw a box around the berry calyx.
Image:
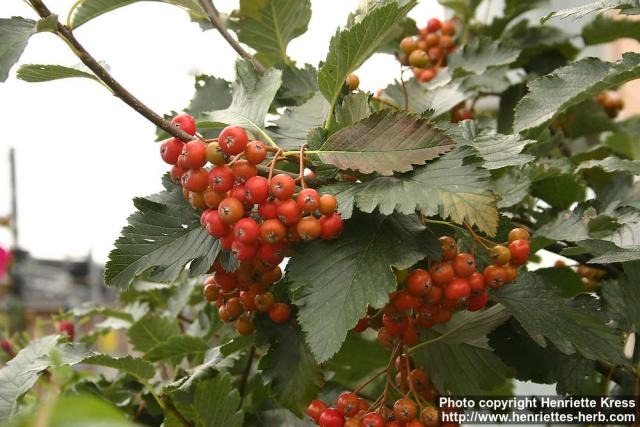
[297,188,321,212]
[268,302,291,323]
[245,140,267,164]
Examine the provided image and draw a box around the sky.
[0,0,446,262]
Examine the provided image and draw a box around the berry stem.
[239,345,256,406]
[299,144,308,189]
[353,367,389,394]
[196,0,265,74]
[267,149,282,184]
[400,65,409,111]
[26,0,194,143]
[462,221,496,250]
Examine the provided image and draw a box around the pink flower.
[0,246,11,280]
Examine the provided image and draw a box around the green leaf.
[269,92,329,150]
[325,332,390,385]
[48,395,139,427]
[583,239,640,263]
[83,354,155,381]
[493,271,627,365]
[16,63,99,83]
[257,317,324,416]
[105,177,219,289]
[235,0,311,67]
[542,0,640,23]
[0,17,37,82]
[429,304,512,345]
[318,1,416,108]
[186,75,232,117]
[439,0,482,23]
[493,167,531,208]
[288,212,440,362]
[317,110,454,176]
[577,157,640,175]
[620,262,640,330]
[331,91,372,133]
[448,37,521,76]
[323,147,499,235]
[275,63,318,107]
[128,315,181,353]
[259,409,316,426]
[193,374,244,427]
[144,335,209,362]
[412,329,512,394]
[445,121,534,170]
[0,336,59,420]
[203,60,282,137]
[604,116,640,160]
[69,0,207,29]
[582,14,640,45]
[514,53,640,133]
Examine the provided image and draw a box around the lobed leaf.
[287,212,440,362]
[514,53,640,133]
[582,14,640,45]
[193,374,244,427]
[0,17,37,82]
[105,177,219,289]
[542,0,640,23]
[235,0,311,67]
[317,110,454,175]
[493,271,627,365]
[318,1,416,108]
[203,60,282,138]
[16,63,99,83]
[448,37,521,76]
[268,92,329,150]
[83,354,155,381]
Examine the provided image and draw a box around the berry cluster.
[306,354,454,427]
[160,114,344,334]
[352,228,531,349]
[160,114,344,265]
[397,18,457,83]
[595,91,624,118]
[203,259,290,334]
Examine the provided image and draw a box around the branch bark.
[197,0,265,74]
[27,0,194,142]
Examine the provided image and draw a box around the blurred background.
[0,0,637,336]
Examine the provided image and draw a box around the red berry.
[394,398,418,422]
[218,197,245,224]
[439,236,457,261]
[441,20,455,35]
[258,200,278,219]
[204,210,230,237]
[219,125,248,155]
[382,312,409,335]
[362,412,385,427]
[307,400,329,422]
[259,219,286,244]
[245,140,267,164]
[296,188,321,212]
[427,47,443,61]
[319,408,345,427]
[213,270,237,292]
[209,165,234,193]
[484,265,508,288]
[337,392,360,417]
[220,233,234,250]
[232,159,257,183]
[231,240,258,261]
[57,320,75,341]
[160,138,184,165]
[277,199,302,226]
[319,213,344,240]
[180,141,207,169]
[270,174,296,200]
[468,271,486,295]
[508,227,531,243]
[419,68,437,83]
[255,292,275,311]
[234,218,260,244]
[203,188,225,209]
[406,269,432,296]
[297,216,322,241]
[268,303,291,323]
[353,318,368,332]
[508,239,530,265]
[427,18,441,32]
[258,242,286,265]
[319,194,338,215]
[171,113,196,135]
[184,168,209,193]
[229,184,247,204]
[170,165,186,184]
[234,316,254,335]
[0,339,15,358]
[467,290,489,311]
[244,176,270,205]
[429,262,454,286]
[452,253,476,277]
[445,277,471,300]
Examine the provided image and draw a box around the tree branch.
[27,0,194,142]
[197,0,265,74]
[239,345,256,406]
